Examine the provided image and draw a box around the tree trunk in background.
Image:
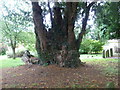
[12,47,16,59]
[10,38,16,59]
[32,2,94,67]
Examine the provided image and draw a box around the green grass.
[0,54,119,77]
[0,57,25,68]
[69,80,99,88]
[80,54,102,59]
[82,58,118,76]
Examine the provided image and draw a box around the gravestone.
[103,39,120,58]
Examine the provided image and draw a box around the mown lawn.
[0,56,24,68]
[80,54,102,59]
[1,55,119,88]
[0,54,119,77]
[81,58,118,76]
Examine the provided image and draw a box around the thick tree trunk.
[35,27,42,62]
[32,2,48,51]
[32,2,94,67]
[66,2,78,50]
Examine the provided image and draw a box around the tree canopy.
[93,2,120,40]
[0,0,34,59]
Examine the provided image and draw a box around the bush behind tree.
[0,44,7,55]
[0,47,7,55]
[80,39,104,54]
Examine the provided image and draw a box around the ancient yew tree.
[31,2,95,67]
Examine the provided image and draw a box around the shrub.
[16,51,25,57]
[80,39,104,54]
[6,47,26,58]
[90,40,104,54]
[6,50,13,58]
[7,50,25,58]
[0,47,6,55]
[79,39,91,54]
[0,44,7,55]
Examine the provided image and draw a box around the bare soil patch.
[1,64,119,88]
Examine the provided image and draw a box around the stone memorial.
[103,39,120,58]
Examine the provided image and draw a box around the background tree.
[94,2,120,40]
[31,1,95,67]
[0,0,32,59]
[18,31,36,52]
[80,38,104,54]
[0,19,21,59]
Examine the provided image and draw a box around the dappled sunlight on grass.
[81,57,118,76]
[0,57,24,68]
[82,58,118,63]
[80,54,103,59]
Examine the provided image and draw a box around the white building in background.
[103,39,120,58]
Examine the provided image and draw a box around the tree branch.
[48,0,53,28]
[76,2,95,49]
[66,2,79,49]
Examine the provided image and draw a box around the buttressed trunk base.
[32,2,94,67]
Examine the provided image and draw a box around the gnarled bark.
[31,2,95,68]
[32,2,48,51]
